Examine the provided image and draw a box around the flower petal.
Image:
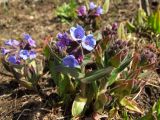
[70,27,77,40]
[5,39,20,46]
[23,33,36,47]
[82,34,96,51]
[95,6,103,16]
[70,25,85,41]
[62,55,79,68]
[28,39,36,47]
[1,48,10,55]
[8,55,17,64]
[89,2,97,10]
[29,51,36,59]
[77,5,87,16]
[19,50,29,60]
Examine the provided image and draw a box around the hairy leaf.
[72,96,87,117]
[120,97,144,114]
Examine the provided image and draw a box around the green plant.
[56,0,77,23]
[43,23,158,118]
[1,34,46,99]
[148,5,160,33]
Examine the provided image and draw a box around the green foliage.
[120,97,144,114]
[103,0,110,14]
[148,6,160,33]
[118,22,127,40]
[80,67,113,84]
[1,1,160,119]
[108,54,132,86]
[56,0,77,22]
[72,96,87,117]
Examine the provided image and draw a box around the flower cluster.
[102,23,118,39]
[140,48,157,64]
[77,2,103,17]
[56,25,96,68]
[1,34,37,64]
[107,39,131,57]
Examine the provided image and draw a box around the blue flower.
[1,48,10,55]
[23,34,36,47]
[5,39,20,46]
[70,25,85,41]
[19,50,29,60]
[82,34,96,51]
[89,2,97,10]
[29,51,36,59]
[95,6,103,16]
[23,34,31,40]
[56,33,71,50]
[8,55,18,64]
[62,55,79,68]
[19,50,36,60]
[77,5,87,16]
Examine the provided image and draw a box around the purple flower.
[1,48,10,55]
[77,5,87,16]
[19,50,29,60]
[89,2,97,10]
[29,51,36,59]
[95,6,103,16]
[82,34,96,51]
[77,55,83,63]
[62,55,79,68]
[19,50,36,60]
[70,25,85,41]
[23,34,36,47]
[112,23,118,31]
[5,39,20,46]
[8,55,18,64]
[23,34,31,40]
[56,33,71,49]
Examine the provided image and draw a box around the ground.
[0,0,160,120]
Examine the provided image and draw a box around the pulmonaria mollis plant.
[44,23,135,118]
[0,34,44,94]
[77,2,104,31]
[1,34,36,64]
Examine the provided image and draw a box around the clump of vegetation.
[0,0,160,119]
[55,0,77,23]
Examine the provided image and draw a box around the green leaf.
[149,6,160,33]
[108,54,132,86]
[72,96,87,117]
[59,74,74,96]
[108,107,118,119]
[111,80,133,99]
[94,93,108,112]
[118,22,126,40]
[155,99,160,117]
[120,97,144,114]
[49,60,61,85]
[43,46,51,58]
[19,79,33,90]
[126,21,136,32]
[109,50,123,67]
[103,0,110,14]
[155,7,160,33]
[136,8,146,26]
[80,67,113,84]
[55,65,84,78]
